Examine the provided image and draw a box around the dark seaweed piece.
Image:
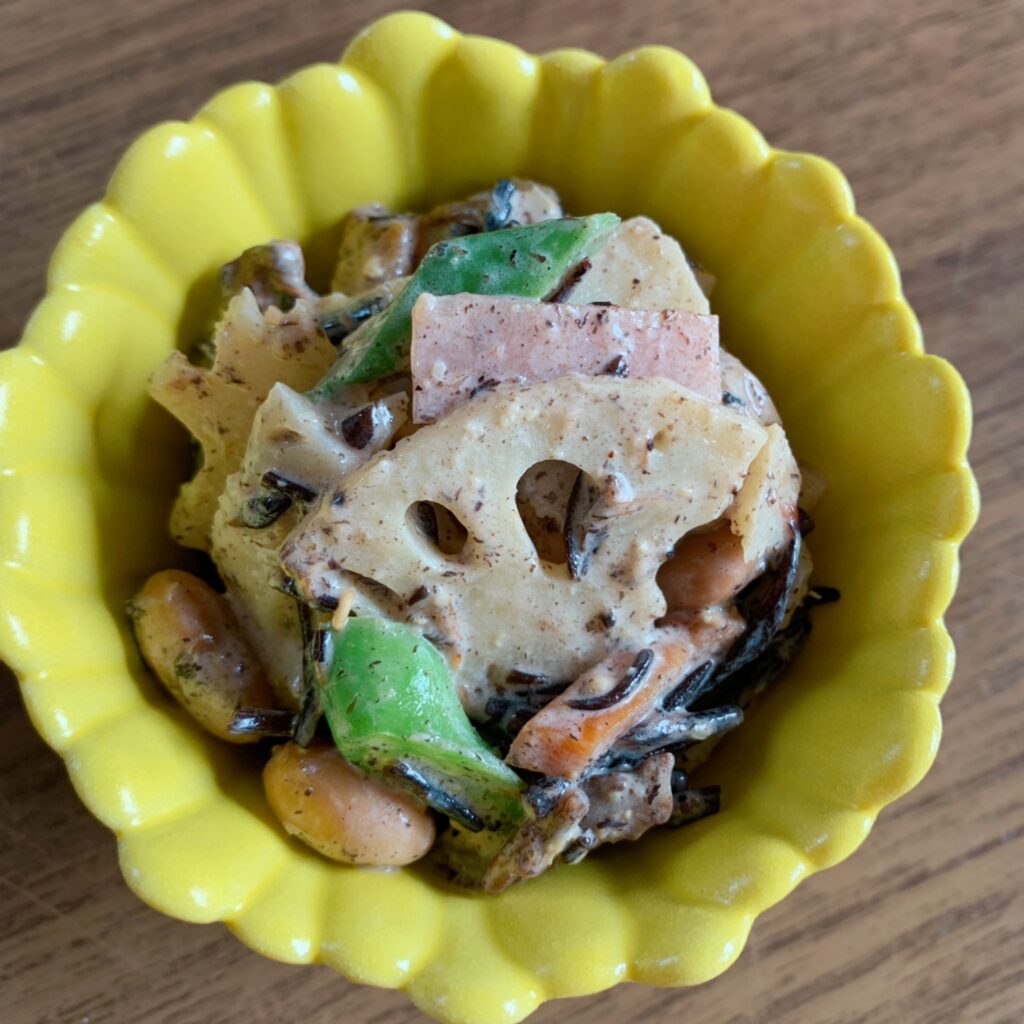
[525,776,573,818]
[388,760,485,833]
[340,405,376,449]
[545,256,592,303]
[726,522,803,673]
[320,291,391,345]
[564,470,605,580]
[505,668,558,688]
[679,522,803,712]
[567,649,654,712]
[298,604,332,681]
[411,501,440,547]
[261,470,317,504]
[293,604,329,745]
[689,607,813,716]
[722,391,745,408]
[797,506,815,535]
[667,782,721,827]
[241,468,317,530]
[227,707,297,739]
[662,659,716,712]
[480,671,571,750]
[292,682,323,749]
[604,354,630,378]
[310,625,328,665]
[484,179,518,232]
[240,492,292,529]
[615,705,744,755]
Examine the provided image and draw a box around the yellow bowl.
[0,12,978,1022]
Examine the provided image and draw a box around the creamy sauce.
[281,374,766,716]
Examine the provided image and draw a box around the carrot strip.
[507,641,692,780]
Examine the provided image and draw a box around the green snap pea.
[311,213,619,395]
[320,617,526,833]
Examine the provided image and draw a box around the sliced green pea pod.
[312,213,620,394]
[320,617,526,833]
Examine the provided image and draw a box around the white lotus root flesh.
[282,375,767,714]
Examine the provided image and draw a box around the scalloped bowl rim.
[0,12,978,1024]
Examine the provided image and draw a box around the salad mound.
[131,180,835,891]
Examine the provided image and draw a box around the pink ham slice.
[410,293,721,423]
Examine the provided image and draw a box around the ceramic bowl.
[0,12,978,1023]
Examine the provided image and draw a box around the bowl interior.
[0,12,977,1024]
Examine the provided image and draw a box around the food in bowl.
[130,178,836,891]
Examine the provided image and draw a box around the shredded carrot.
[507,642,690,780]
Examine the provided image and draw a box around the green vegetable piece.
[321,617,526,832]
[312,213,620,394]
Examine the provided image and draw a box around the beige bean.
[131,570,276,742]
[657,522,759,612]
[263,742,436,866]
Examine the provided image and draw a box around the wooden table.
[2,1,1021,1021]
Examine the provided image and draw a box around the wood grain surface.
[2,1,1022,1022]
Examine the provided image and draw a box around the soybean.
[131,570,276,742]
[263,741,436,866]
[657,522,758,612]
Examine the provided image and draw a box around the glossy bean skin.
[131,570,276,742]
[657,522,758,612]
[263,741,436,866]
